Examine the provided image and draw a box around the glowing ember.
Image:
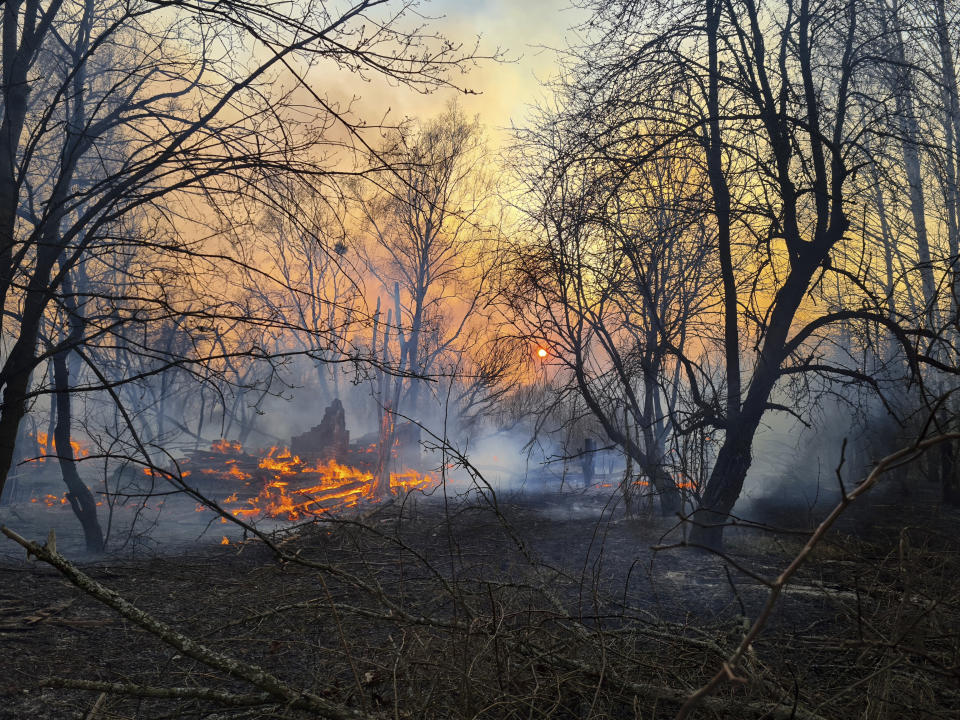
[621,477,695,491]
[211,438,243,454]
[28,490,103,507]
[31,493,68,507]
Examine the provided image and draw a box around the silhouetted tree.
[0,0,487,529]
[520,0,960,548]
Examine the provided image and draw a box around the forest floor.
[0,478,958,720]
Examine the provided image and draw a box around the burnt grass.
[1,481,959,720]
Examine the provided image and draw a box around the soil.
[0,480,958,719]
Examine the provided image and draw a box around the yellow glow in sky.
[342,0,583,143]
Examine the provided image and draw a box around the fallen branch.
[84,692,106,720]
[39,677,273,706]
[0,525,376,720]
[532,639,829,720]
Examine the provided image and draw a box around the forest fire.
[603,477,697,492]
[22,433,99,507]
[183,440,435,522]
[4,1,960,717]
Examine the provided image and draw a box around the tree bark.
[887,4,937,328]
[688,415,760,551]
[53,349,104,553]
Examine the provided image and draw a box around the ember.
[31,493,68,507]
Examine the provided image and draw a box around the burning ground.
[1,479,959,720]
[174,438,436,523]
[9,435,439,548]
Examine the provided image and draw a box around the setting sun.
[536,348,548,358]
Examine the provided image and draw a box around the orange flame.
[185,440,436,522]
[31,493,69,507]
[27,437,436,522]
[211,438,243,454]
[27,431,91,461]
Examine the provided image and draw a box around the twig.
[674,431,960,720]
[544,650,829,720]
[84,692,106,720]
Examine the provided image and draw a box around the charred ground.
[1,481,958,720]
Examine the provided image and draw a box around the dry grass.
[0,486,958,720]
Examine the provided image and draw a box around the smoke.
[735,414,840,524]
[735,388,906,526]
[436,430,557,493]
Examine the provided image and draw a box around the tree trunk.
[939,438,959,506]
[373,400,394,499]
[934,0,960,318]
[886,7,938,330]
[642,372,680,515]
[0,311,51,499]
[688,415,760,551]
[53,350,104,553]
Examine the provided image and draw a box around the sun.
[537,347,548,358]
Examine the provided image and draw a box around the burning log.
[179,440,262,494]
[138,402,437,521]
[177,435,435,522]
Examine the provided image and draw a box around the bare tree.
[506,110,717,514]
[249,202,361,408]
[516,0,960,549]
[0,0,487,513]
[355,102,498,490]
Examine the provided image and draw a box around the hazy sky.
[352,0,585,141]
